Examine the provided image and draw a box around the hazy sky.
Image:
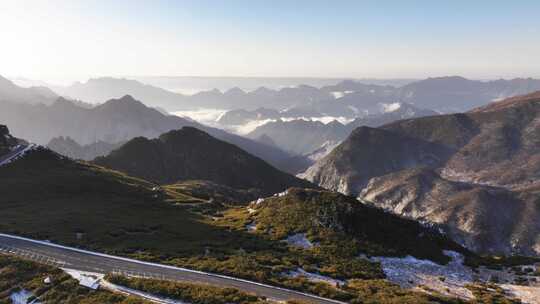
[1,0,539,81]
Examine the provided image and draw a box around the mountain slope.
[248,187,468,263]
[0,145,273,254]
[303,126,450,193]
[397,76,540,113]
[58,77,189,110]
[0,75,59,105]
[303,92,540,255]
[94,127,313,195]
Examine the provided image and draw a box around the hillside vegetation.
[94,127,312,196]
[0,144,529,303]
[0,255,149,304]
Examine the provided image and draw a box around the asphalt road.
[0,234,345,304]
[0,144,29,166]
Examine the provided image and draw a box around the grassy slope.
[0,149,518,303]
[248,188,469,264]
[106,274,269,304]
[0,148,266,256]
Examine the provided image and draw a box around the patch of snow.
[10,289,41,304]
[369,251,475,300]
[246,222,257,231]
[501,284,540,304]
[255,198,265,205]
[331,91,345,99]
[284,233,316,249]
[285,268,345,287]
[331,90,355,99]
[62,268,103,290]
[274,190,288,197]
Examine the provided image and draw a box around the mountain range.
[303,92,540,256]
[53,76,540,115]
[55,78,332,111]
[0,75,59,105]
[0,94,302,173]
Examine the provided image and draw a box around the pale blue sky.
[1,0,539,80]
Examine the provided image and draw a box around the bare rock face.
[359,168,540,256]
[303,126,451,195]
[304,92,540,256]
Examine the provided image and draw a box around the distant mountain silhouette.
[0,94,302,173]
[58,77,188,111]
[396,76,540,113]
[56,78,333,111]
[49,76,540,115]
[247,103,437,156]
[94,127,313,195]
[47,136,125,160]
[0,75,59,105]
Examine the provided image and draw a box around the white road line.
[0,144,34,167]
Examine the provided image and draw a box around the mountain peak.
[471,91,540,113]
[95,127,312,195]
[252,87,273,95]
[99,95,146,109]
[118,94,137,102]
[158,126,210,142]
[224,87,246,95]
[350,125,380,137]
